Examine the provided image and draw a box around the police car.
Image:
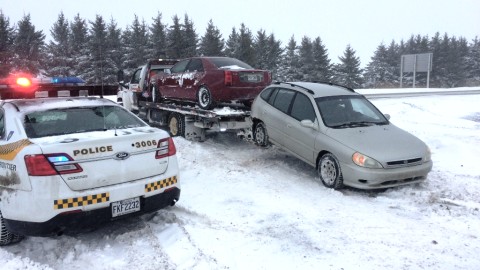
[0,76,180,245]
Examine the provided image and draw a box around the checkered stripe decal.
[0,139,32,160]
[145,176,177,192]
[54,193,110,210]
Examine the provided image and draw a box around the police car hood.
[31,126,171,191]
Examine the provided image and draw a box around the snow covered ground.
[1,92,479,270]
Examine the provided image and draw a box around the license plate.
[111,197,140,217]
[247,74,258,82]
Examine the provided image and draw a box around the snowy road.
[1,94,480,270]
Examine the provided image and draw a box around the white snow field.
[1,92,479,270]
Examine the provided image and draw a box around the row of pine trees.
[1,11,479,89]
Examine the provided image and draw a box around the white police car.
[0,82,180,245]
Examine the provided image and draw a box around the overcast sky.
[2,0,479,67]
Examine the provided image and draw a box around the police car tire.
[168,113,185,137]
[0,211,23,246]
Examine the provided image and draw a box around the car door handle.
[287,124,292,128]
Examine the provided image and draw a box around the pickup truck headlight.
[352,152,383,168]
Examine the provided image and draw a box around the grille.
[386,157,422,167]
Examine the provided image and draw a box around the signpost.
[400,53,433,88]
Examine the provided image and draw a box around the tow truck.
[118,59,254,142]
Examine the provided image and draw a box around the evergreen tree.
[265,33,283,80]
[199,19,224,56]
[166,15,184,59]
[149,12,167,59]
[44,12,71,77]
[277,35,301,81]
[12,14,45,74]
[105,17,123,83]
[0,11,15,76]
[364,43,391,88]
[182,14,197,57]
[334,44,363,88]
[311,37,332,82]
[466,37,480,85]
[298,36,314,81]
[83,15,110,84]
[70,14,89,78]
[253,29,269,69]
[224,27,239,58]
[123,15,150,72]
[235,23,255,66]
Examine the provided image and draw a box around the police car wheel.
[0,211,24,246]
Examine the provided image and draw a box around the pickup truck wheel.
[254,122,269,147]
[318,153,344,190]
[197,87,213,110]
[0,210,23,246]
[168,113,185,137]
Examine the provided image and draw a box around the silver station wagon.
[251,82,432,190]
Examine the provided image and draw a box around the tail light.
[25,153,82,176]
[224,70,233,86]
[265,72,272,84]
[155,137,176,159]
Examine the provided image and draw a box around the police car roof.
[2,97,118,114]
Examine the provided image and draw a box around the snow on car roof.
[4,97,118,114]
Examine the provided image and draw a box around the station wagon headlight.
[352,152,383,168]
[424,146,432,162]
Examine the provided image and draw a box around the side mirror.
[300,119,317,130]
[384,114,391,120]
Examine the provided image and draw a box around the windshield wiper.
[331,121,377,128]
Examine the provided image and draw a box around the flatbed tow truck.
[118,59,254,142]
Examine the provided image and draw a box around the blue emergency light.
[51,77,85,84]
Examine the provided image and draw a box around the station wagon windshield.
[316,95,388,128]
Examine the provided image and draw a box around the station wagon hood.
[30,127,171,191]
[325,124,428,163]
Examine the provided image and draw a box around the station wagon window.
[185,59,204,72]
[170,60,190,73]
[290,93,316,122]
[267,88,279,105]
[260,87,274,101]
[272,89,295,114]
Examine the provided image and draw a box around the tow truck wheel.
[197,87,213,110]
[168,113,185,137]
[0,210,23,246]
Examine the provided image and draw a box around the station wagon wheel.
[168,113,185,137]
[254,121,269,147]
[197,86,213,110]
[0,210,23,246]
[318,153,344,189]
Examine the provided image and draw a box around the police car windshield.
[24,106,146,138]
